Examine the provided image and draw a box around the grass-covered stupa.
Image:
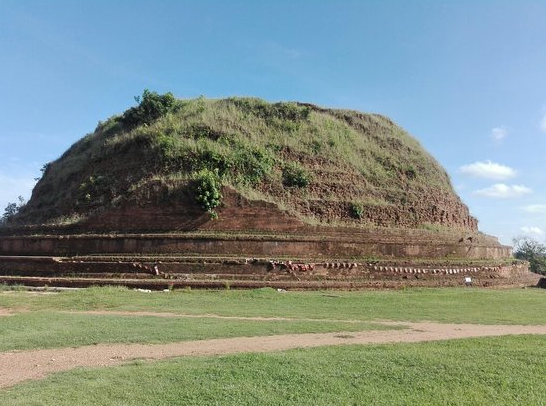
[17,90,476,232]
[2,90,533,291]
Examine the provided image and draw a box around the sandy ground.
[0,308,12,317]
[63,310,364,323]
[1,321,546,389]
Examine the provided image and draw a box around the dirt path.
[1,322,546,389]
[0,308,12,317]
[63,310,364,323]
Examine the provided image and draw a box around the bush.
[513,236,546,275]
[154,133,182,161]
[197,149,233,178]
[95,116,122,138]
[77,175,114,208]
[349,202,364,219]
[192,169,222,219]
[232,147,273,186]
[283,163,311,188]
[121,89,177,129]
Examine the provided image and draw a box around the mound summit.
[17,91,476,233]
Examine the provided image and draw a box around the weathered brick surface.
[0,186,519,289]
[0,255,534,289]
[38,187,476,234]
[0,231,511,259]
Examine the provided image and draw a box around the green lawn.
[1,285,545,324]
[1,335,544,406]
[0,286,545,405]
[0,311,385,352]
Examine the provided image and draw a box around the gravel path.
[1,322,546,389]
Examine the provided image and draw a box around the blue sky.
[1,1,545,244]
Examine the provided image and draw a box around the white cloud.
[520,226,544,236]
[454,183,466,191]
[522,204,546,214]
[541,112,546,133]
[474,183,532,198]
[491,126,508,142]
[459,160,516,180]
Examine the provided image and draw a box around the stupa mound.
[0,92,533,289]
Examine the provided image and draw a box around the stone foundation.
[0,227,534,290]
[0,230,511,259]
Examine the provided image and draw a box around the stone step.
[0,272,539,291]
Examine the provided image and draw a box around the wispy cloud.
[491,126,508,143]
[474,183,532,198]
[522,204,546,214]
[454,183,466,192]
[541,112,546,133]
[262,41,302,60]
[459,160,516,180]
[520,226,544,236]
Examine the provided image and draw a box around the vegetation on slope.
[15,90,460,227]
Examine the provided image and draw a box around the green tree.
[1,196,25,226]
[513,236,546,275]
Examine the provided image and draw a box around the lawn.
[1,285,544,324]
[0,286,544,405]
[1,335,544,405]
[0,311,385,352]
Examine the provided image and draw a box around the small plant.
[154,133,181,160]
[283,163,311,188]
[309,140,322,154]
[34,163,51,181]
[404,165,417,179]
[192,168,222,219]
[77,175,113,207]
[349,202,364,219]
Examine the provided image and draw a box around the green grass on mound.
[1,336,545,405]
[16,94,457,227]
